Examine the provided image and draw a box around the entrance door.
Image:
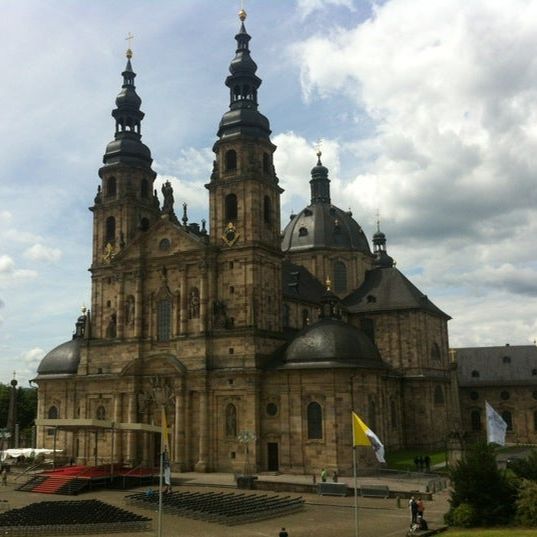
[267,442,279,471]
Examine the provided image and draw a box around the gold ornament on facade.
[103,242,115,263]
[222,222,239,247]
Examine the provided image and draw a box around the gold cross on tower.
[125,32,134,58]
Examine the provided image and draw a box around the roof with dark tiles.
[282,260,326,304]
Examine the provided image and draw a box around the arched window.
[390,400,397,429]
[263,196,272,224]
[225,150,237,171]
[282,304,290,327]
[48,406,59,419]
[141,179,149,198]
[431,342,441,361]
[225,404,237,437]
[263,153,270,173]
[225,194,238,221]
[307,402,323,439]
[502,411,513,431]
[157,298,171,341]
[368,400,377,432]
[360,318,375,344]
[471,410,481,431]
[333,261,347,293]
[96,406,106,420]
[302,309,309,327]
[106,177,116,197]
[105,216,115,243]
[434,385,445,405]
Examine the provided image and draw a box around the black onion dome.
[37,339,81,376]
[283,318,382,368]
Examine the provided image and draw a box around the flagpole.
[157,443,163,537]
[353,446,359,537]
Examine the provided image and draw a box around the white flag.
[486,401,507,446]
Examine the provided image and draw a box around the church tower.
[207,10,283,334]
[90,48,160,267]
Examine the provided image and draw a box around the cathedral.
[34,11,459,475]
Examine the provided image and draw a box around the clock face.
[222,222,239,247]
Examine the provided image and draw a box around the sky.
[1,0,537,385]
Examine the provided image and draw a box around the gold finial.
[239,9,247,21]
[81,304,87,315]
[125,32,134,59]
[315,138,323,159]
[325,276,332,291]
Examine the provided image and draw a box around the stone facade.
[35,14,459,475]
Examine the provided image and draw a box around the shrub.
[515,480,537,526]
[450,503,478,527]
[446,442,517,526]
[509,449,537,481]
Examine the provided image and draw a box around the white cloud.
[0,211,11,223]
[296,0,355,19]
[24,243,62,263]
[0,254,38,281]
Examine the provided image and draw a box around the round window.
[159,238,171,251]
[500,391,510,401]
[266,403,278,416]
[470,391,479,401]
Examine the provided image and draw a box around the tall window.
[360,318,375,343]
[225,150,237,171]
[368,399,377,432]
[434,385,445,405]
[307,402,323,439]
[157,299,171,341]
[141,179,149,198]
[225,194,238,221]
[106,177,116,197]
[263,153,270,173]
[333,261,347,293]
[225,404,237,437]
[431,342,441,361]
[502,411,513,431]
[263,196,272,224]
[105,216,115,243]
[282,304,290,327]
[302,309,309,327]
[471,410,481,431]
[48,406,59,419]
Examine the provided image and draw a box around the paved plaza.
[0,472,450,537]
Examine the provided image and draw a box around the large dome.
[282,318,382,368]
[282,203,371,253]
[37,338,81,376]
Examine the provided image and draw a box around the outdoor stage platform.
[16,464,156,495]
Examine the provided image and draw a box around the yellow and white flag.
[352,411,385,463]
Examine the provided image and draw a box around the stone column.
[195,390,209,472]
[117,274,125,339]
[180,271,188,335]
[135,271,143,338]
[113,393,123,463]
[126,393,137,465]
[173,388,185,470]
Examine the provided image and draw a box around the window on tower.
[333,261,347,293]
[263,153,270,173]
[106,177,116,197]
[157,298,171,341]
[225,150,237,171]
[431,342,441,361]
[225,194,238,221]
[141,179,149,198]
[105,216,115,243]
[263,196,272,224]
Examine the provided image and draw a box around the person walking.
[408,496,418,526]
[279,527,289,537]
[417,497,425,518]
[320,468,328,482]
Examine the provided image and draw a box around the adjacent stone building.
[34,11,458,474]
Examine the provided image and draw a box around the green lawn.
[445,530,536,537]
[385,448,447,471]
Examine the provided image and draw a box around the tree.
[0,383,37,444]
[446,442,517,526]
[508,449,537,481]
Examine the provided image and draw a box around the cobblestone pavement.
[0,476,450,537]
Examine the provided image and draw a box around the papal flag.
[486,401,507,446]
[352,411,385,463]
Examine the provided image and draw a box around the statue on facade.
[189,288,200,319]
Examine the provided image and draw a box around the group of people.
[408,496,428,532]
[319,468,338,483]
[413,455,431,473]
